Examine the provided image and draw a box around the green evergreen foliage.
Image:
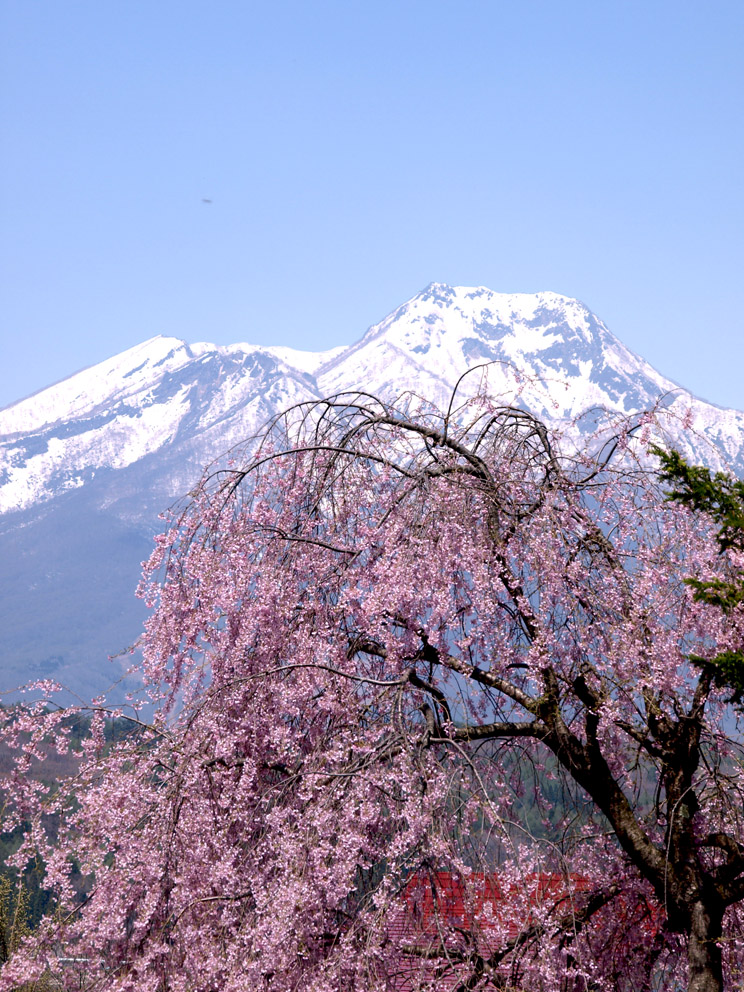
[654,448,744,553]
[654,446,744,703]
[0,827,53,934]
[0,874,30,961]
[0,875,54,989]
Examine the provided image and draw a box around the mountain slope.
[315,284,744,466]
[2,283,742,698]
[0,338,325,516]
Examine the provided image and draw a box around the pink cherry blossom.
[1,392,743,992]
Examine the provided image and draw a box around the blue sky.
[1,0,742,410]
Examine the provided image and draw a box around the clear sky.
[1,0,742,411]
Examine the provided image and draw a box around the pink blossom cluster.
[1,395,743,991]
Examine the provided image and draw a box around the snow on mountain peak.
[0,336,193,436]
[315,283,662,421]
[2,284,744,522]
[256,344,347,376]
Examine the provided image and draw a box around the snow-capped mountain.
[2,283,743,698]
[3,283,743,520]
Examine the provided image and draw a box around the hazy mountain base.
[0,487,151,703]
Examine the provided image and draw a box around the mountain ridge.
[4,282,744,520]
[2,282,743,698]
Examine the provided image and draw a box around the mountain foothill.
[2,283,743,698]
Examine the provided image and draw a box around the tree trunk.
[688,899,723,992]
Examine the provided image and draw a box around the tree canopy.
[1,392,743,992]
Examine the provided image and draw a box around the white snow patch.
[0,336,191,436]
[260,345,348,375]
